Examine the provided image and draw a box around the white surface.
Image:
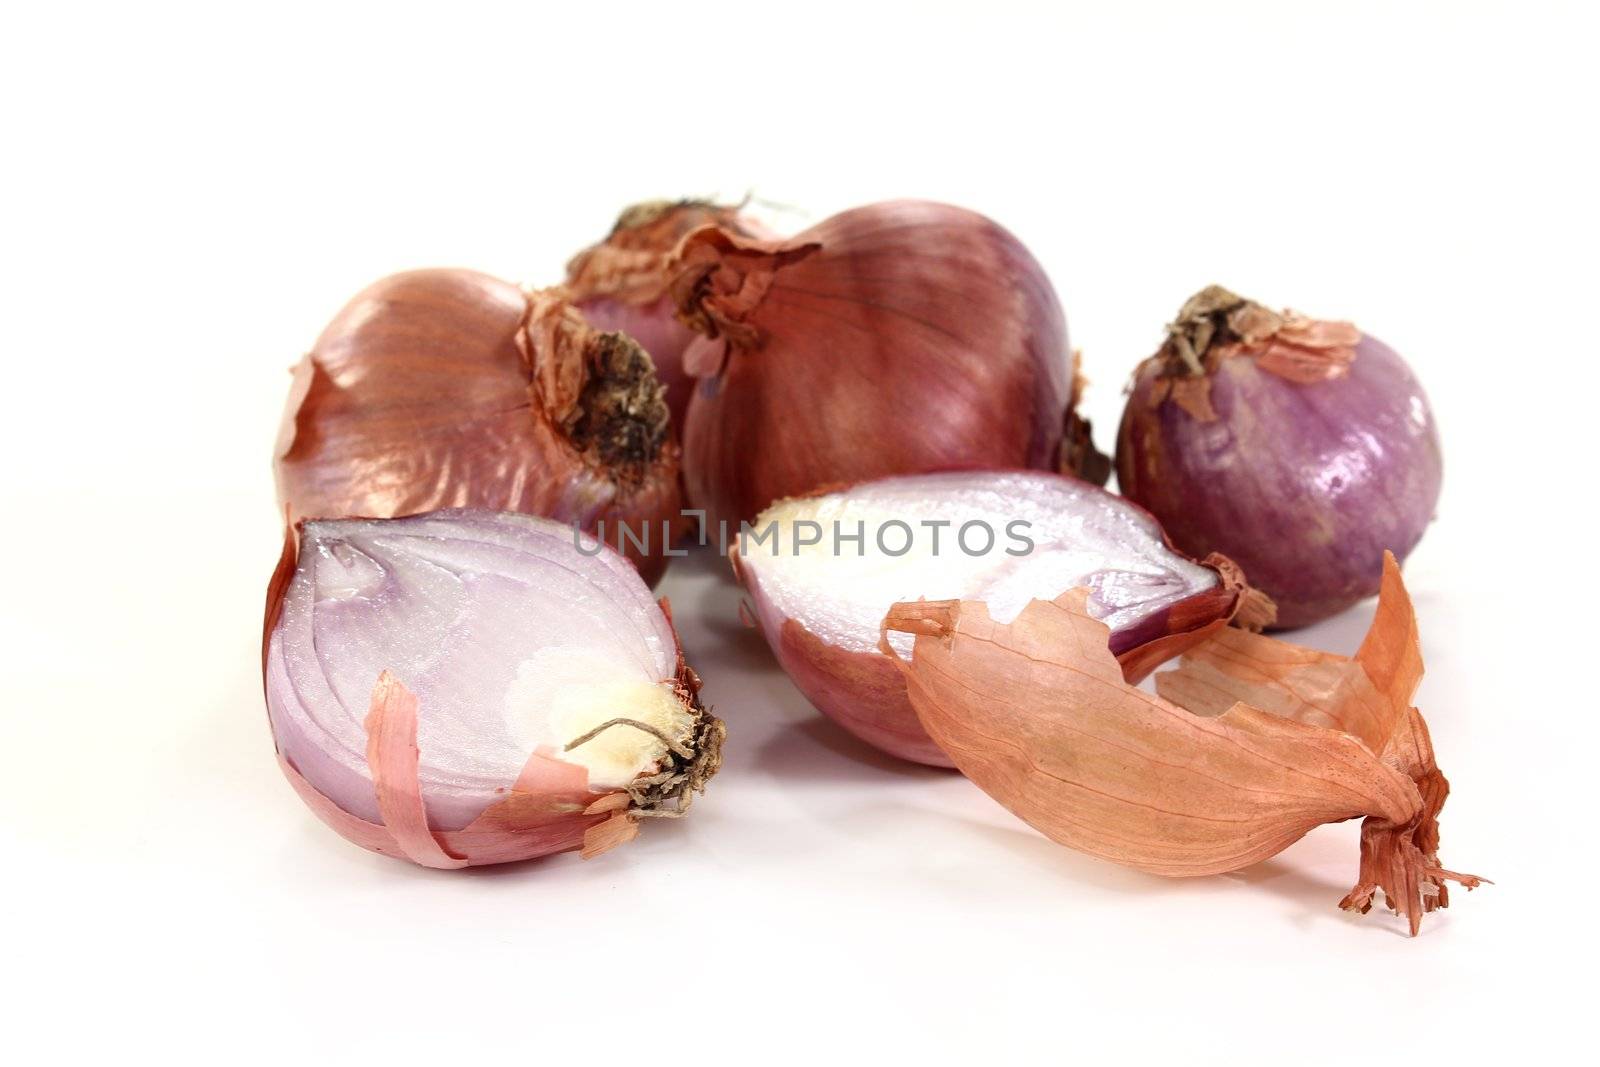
[1,2,1594,1062]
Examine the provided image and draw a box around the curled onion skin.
[1116,287,1442,628]
[669,200,1094,531]
[882,553,1482,935]
[261,510,724,868]
[730,471,1272,767]
[564,200,770,433]
[274,270,683,584]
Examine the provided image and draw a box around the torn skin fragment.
[881,552,1481,935]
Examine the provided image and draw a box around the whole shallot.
[669,200,1103,531]
[275,270,683,583]
[1116,286,1442,627]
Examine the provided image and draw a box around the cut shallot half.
[731,471,1271,766]
[262,509,723,867]
[881,553,1482,935]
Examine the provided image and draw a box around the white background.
[2,2,1594,1062]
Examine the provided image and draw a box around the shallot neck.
[569,330,670,480]
[609,198,722,238]
[1159,285,1284,377]
[520,292,670,484]
[1155,285,1360,385]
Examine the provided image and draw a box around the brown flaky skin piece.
[882,553,1481,934]
[274,270,682,584]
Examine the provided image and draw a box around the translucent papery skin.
[1117,335,1442,628]
[265,510,677,835]
[733,471,1225,766]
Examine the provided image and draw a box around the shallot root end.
[1339,715,1486,936]
[621,708,725,821]
[1340,813,1488,937]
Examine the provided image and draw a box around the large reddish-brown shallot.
[732,471,1273,766]
[668,200,1105,531]
[882,552,1481,934]
[274,270,683,583]
[262,509,723,867]
[563,199,771,433]
[1116,286,1443,628]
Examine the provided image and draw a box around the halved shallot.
[732,471,1272,766]
[275,270,683,583]
[262,509,723,867]
[882,552,1480,934]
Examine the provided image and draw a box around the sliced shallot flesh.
[732,471,1267,766]
[263,509,722,867]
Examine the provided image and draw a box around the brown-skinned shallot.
[668,200,1105,531]
[274,270,682,583]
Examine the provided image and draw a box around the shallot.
[668,200,1102,530]
[883,553,1481,934]
[275,270,683,583]
[1116,286,1442,627]
[564,199,769,432]
[262,509,723,867]
[732,471,1272,766]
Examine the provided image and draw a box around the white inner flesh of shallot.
[505,649,693,788]
[742,471,1219,657]
[266,510,688,830]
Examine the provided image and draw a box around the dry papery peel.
[881,552,1482,935]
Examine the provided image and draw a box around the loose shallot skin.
[1117,292,1442,628]
[261,510,723,868]
[274,270,683,584]
[881,554,1482,935]
[732,471,1270,767]
[670,201,1080,530]
[564,200,769,432]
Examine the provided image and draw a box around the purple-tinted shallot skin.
[1116,287,1442,629]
